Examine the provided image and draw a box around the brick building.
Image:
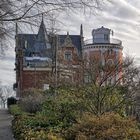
[14,19,83,97]
[14,19,123,97]
[83,26,123,84]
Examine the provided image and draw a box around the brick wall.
[21,70,52,91]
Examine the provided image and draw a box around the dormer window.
[64,51,72,61]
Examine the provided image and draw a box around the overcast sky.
[1,0,140,86]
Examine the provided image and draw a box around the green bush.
[41,95,80,129]
[9,104,22,115]
[12,114,64,140]
[11,86,140,140]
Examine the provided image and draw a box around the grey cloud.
[104,0,140,19]
[1,0,140,86]
[0,48,15,85]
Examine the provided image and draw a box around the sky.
[59,0,140,57]
[1,0,140,86]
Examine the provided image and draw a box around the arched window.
[107,59,114,66]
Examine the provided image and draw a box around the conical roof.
[37,18,49,42]
[32,18,52,57]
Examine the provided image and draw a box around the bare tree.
[1,0,103,21]
[0,85,15,108]
[0,0,107,54]
[67,56,140,116]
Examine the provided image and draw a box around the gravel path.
[0,109,15,140]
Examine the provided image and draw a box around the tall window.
[104,34,109,41]
[84,74,91,83]
[25,40,28,48]
[65,51,72,60]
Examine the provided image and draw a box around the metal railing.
[84,38,122,46]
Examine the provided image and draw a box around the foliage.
[21,128,64,140]
[9,104,22,115]
[7,97,17,108]
[49,85,129,116]
[19,89,46,113]
[76,56,140,116]
[66,112,140,140]
[12,114,64,140]
[12,86,140,139]
[41,89,81,128]
[12,111,140,140]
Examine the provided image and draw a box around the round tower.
[83,26,123,83]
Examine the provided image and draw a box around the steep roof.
[16,21,82,58]
[16,19,53,58]
[33,18,52,57]
[16,34,37,56]
[58,35,82,55]
[36,18,49,43]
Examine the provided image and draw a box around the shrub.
[9,104,22,115]
[12,114,64,140]
[66,112,140,140]
[19,89,46,113]
[22,128,64,140]
[41,95,80,129]
[7,97,17,108]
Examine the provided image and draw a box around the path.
[0,109,14,140]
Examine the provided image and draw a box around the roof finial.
[42,13,44,22]
[67,31,69,36]
[80,24,83,37]
[16,21,18,35]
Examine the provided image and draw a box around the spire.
[37,15,49,42]
[64,31,73,47]
[80,24,83,37]
[16,22,18,35]
[33,16,51,57]
[15,22,18,49]
[67,31,69,36]
[42,13,44,22]
[80,24,84,58]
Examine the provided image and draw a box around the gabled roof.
[16,21,82,58]
[58,35,82,55]
[16,19,53,58]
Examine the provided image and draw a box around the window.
[44,84,49,90]
[104,34,109,41]
[107,49,113,55]
[107,59,114,66]
[64,51,72,60]
[84,74,91,83]
[25,40,28,48]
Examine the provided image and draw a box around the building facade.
[14,20,123,97]
[14,19,83,97]
[83,26,123,84]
